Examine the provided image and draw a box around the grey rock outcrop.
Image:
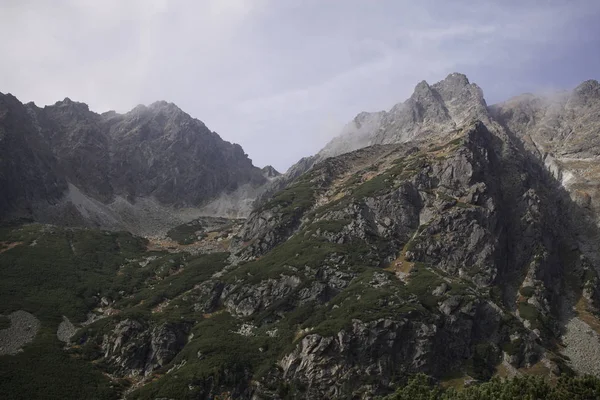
[490,79,600,232]
[101,319,191,377]
[0,310,41,355]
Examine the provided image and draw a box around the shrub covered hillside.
[0,222,229,399]
[382,374,600,400]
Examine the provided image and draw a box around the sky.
[1,0,600,172]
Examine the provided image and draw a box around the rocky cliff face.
[490,80,600,225]
[0,94,268,234]
[100,319,192,377]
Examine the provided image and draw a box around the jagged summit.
[273,73,488,186]
[255,73,486,211]
[413,72,470,93]
[126,101,187,118]
[441,71,470,86]
[52,97,90,111]
[414,79,430,91]
[571,79,600,105]
[261,165,281,179]
[148,100,184,112]
[325,72,488,151]
[575,78,600,91]
[373,72,487,144]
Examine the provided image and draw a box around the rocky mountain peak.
[570,79,600,106]
[271,73,490,193]
[409,79,439,104]
[148,100,184,114]
[575,79,600,93]
[369,73,488,145]
[412,79,432,95]
[353,110,386,128]
[432,73,486,113]
[130,101,187,119]
[53,97,90,112]
[261,165,281,179]
[439,71,470,87]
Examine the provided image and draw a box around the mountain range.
[0,95,279,235]
[1,73,600,399]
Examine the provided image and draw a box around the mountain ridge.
[268,74,600,218]
[0,92,271,234]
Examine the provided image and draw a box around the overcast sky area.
[1,0,600,171]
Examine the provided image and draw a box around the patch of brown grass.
[440,372,468,391]
[384,246,414,277]
[575,296,600,335]
[0,241,23,254]
[202,310,225,319]
[494,362,512,379]
[519,361,550,377]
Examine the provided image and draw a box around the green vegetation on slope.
[227,232,377,284]
[0,222,235,399]
[310,270,423,337]
[0,330,122,400]
[382,373,600,400]
[260,176,317,225]
[0,224,148,325]
[0,223,229,326]
[0,315,10,329]
[166,221,206,244]
[117,251,229,314]
[128,312,297,400]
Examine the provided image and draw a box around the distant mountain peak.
[261,165,281,179]
[148,100,182,112]
[573,79,600,98]
[52,97,90,113]
[442,71,470,85]
[413,79,431,92]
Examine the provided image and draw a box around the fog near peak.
[1,0,599,171]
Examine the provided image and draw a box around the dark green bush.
[0,315,10,330]
[0,331,122,400]
[383,374,600,400]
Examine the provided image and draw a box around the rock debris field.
[0,310,40,355]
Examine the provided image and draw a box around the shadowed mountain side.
[0,94,271,234]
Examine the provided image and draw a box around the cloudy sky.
[1,0,600,171]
